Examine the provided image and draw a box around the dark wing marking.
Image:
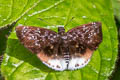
[16,26,59,56]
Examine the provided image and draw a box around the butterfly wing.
[67,22,102,70]
[16,26,67,71]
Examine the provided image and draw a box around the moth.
[16,22,102,71]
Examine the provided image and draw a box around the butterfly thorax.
[58,27,69,48]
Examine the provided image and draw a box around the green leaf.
[0,23,15,55]
[111,0,120,80]
[1,0,118,80]
[0,0,40,28]
[112,0,120,22]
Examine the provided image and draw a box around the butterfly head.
[58,27,65,35]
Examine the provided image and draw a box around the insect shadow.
[7,39,57,72]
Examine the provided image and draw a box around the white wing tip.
[43,59,67,71]
[68,57,90,70]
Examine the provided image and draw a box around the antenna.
[37,18,56,26]
[64,17,74,27]
[38,17,74,28]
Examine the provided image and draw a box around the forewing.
[16,26,67,71]
[67,22,102,70]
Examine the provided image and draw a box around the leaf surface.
[1,0,118,80]
[0,0,40,28]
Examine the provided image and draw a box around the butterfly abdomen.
[63,52,70,63]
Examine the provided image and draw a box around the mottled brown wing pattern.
[16,26,58,54]
[67,22,102,51]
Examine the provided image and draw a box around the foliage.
[0,0,118,80]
